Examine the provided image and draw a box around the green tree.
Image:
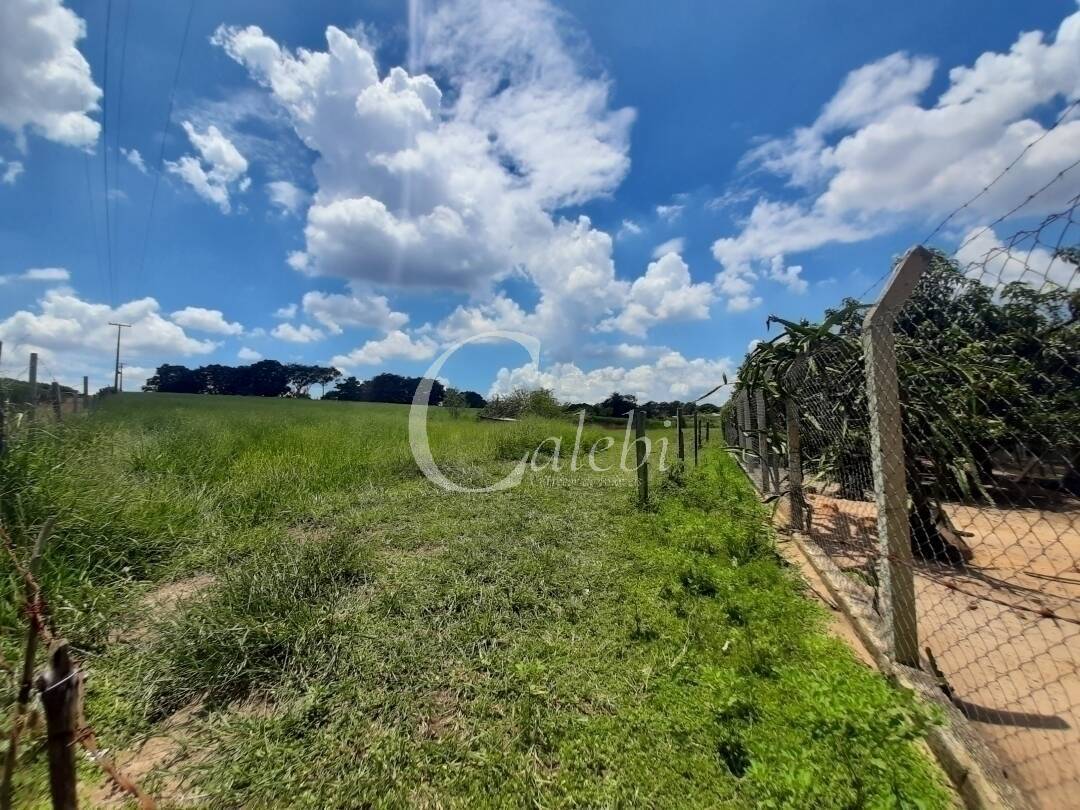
[737,247,1079,558]
[443,387,467,417]
[322,376,364,401]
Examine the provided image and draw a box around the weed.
[1,395,949,808]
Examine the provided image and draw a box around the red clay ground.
[801,491,1080,809]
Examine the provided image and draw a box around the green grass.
[1,393,949,808]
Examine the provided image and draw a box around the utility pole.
[118,363,125,393]
[108,322,131,393]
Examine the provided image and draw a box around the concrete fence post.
[693,410,699,467]
[676,408,685,462]
[754,388,770,494]
[735,391,747,451]
[634,409,648,508]
[27,353,38,422]
[863,245,930,669]
[785,399,807,531]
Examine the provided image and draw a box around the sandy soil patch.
[800,491,1080,809]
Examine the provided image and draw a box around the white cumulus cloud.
[213,3,635,352]
[491,350,734,404]
[713,9,1080,306]
[656,204,684,222]
[266,180,308,215]
[170,306,245,335]
[165,122,250,213]
[271,322,325,343]
[0,0,102,150]
[0,290,217,390]
[301,290,408,334]
[599,252,713,337]
[331,329,437,367]
[1,159,25,185]
[652,237,685,259]
[121,147,147,173]
[766,255,808,294]
[955,226,1079,291]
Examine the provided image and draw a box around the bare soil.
[109,573,215,645]
[89,704,206,808]
[800,491,1080,809]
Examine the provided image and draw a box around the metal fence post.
[754,388,770,494]
[863,245,930,669]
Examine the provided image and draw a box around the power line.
[112,0,132,302]
[101,0,115,305]
[136,0,196,296]
[82,152,107,299]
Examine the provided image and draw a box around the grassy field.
[1,394,949,808]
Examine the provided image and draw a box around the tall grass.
[1,394,949,808]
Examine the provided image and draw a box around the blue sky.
[1,0,1078,399]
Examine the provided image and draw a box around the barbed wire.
[729,188,1080,802]
[923,97,1080,246]
[856,97,1080,301]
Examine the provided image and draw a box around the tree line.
[144,361,341,398]
[734,247,1079,559]
[144,363,487,408]
[479,389,721,421]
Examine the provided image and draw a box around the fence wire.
[728,196,1080,808]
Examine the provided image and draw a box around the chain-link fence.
[724,197,1080,808]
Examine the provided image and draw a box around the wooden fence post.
[0,520,55,810]
[705,421,710,444]
[51,382,62,421]
[863,245,930,669]
[634,409,648,507]
[785,399,807,531]
[82,377,89,412]
[754,388,770,494]
[37,641,79,810]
